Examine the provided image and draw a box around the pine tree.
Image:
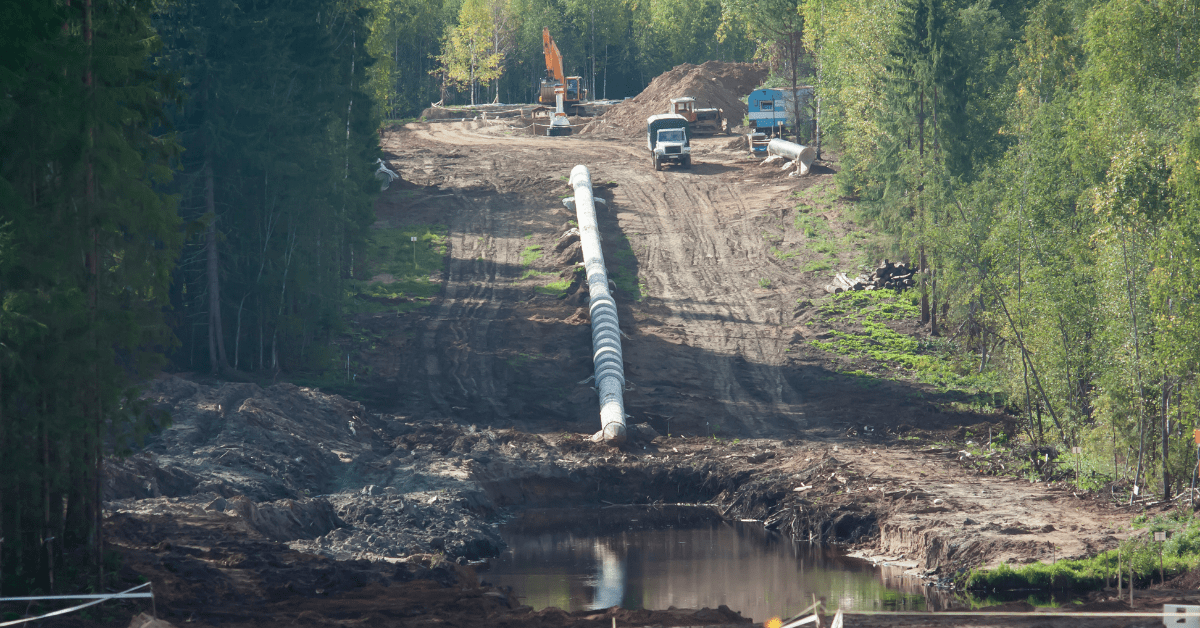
[869,0,962,330]
[0,0,180,592]
[155,0,376,376]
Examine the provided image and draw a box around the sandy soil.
[53,120,1192,628]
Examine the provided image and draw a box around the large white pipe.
[767,138,817,174]
[570,165,627,445]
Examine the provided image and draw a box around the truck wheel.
[652,155,660,171]
[683,156,692,169]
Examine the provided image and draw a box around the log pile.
[823,260,915,293]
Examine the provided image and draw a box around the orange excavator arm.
[542,27,565,84]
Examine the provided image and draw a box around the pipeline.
[569,165,627,445]
[767,138,817,175]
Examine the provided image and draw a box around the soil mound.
[580,61,767,137]
[106,375,503,561]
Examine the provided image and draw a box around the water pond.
[481,505,956,623]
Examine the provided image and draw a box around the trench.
[481,505,957,621]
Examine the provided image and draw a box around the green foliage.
[367,0,756,114]
[349,225,449,314]
[807,0,1200,489]
[436,0,505,105]
[1,0,181,592]
[771,246,802,261]
[520,245,543,266]
[965,513,1200,595]
[809,290,995,393]
[157,0,378,375]
[535,279,573,296]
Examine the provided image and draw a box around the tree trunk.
[84,0,104,587]
[0,362,4,596]
[920,245,930,325]
[205,161,228,373]
[234,294,247,371]
[790,33,801,144]
[1121,237,1146,504]
[930,266,939,335]
[1162,377,1171,501]
[813,68,822,159]
[42,423,53,592]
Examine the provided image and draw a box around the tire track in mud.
[397,140,542,421]
[424,195,510,419]
[613,167,802,435]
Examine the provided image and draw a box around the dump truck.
[647,114,691,171]
[670,97,726,135]
[539,28,587,116]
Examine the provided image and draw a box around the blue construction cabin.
[747,87,812,137]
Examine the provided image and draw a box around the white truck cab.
[646,113,691,171]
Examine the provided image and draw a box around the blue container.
[747,87,812,136]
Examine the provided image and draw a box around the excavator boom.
[542,27,565,83]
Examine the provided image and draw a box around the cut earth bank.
[90,67,1190,627]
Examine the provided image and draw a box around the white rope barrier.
[0,582,153,626]
[771,599,1193,623]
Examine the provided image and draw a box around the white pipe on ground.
[767,138,817,175]
[570,165,627,445]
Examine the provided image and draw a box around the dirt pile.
[106,376,504,561]
[580,61,767,137]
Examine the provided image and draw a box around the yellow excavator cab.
[670,97,697,121]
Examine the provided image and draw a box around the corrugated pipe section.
[767,138,817,174]
[570,165,627,445]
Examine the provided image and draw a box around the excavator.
[538,28,586,116]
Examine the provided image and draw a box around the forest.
[0,0,1197,596]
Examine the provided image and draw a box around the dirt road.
[74,121,1158,628]
[367,119,1136,572]
[377,121,855,438]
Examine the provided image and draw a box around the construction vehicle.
[647,114,691,171]
[669,97,727,135]
[539,28,587,116]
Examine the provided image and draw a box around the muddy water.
[483,507,955,622]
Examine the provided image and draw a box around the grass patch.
[520,245,543,266]
[810,240,837,254]
[348,224,448,314]
[771,246,802,261]
[794,212,827,238]
[808,289,993,393]
[607,266,641,300]
[520,269,554,280]
[758,277,771,288]
[801,259,832,273]
[535,279,573,296]
[964,512,1200,599]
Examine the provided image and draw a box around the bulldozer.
[538,28,587,116]
[669,97,727,135]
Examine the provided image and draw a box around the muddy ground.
[32,120,1197,628]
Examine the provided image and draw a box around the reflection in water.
[486,514,952,623]
[590,540,624,610]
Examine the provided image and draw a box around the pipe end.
[602,422,627,445]
[569,165,591,189]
